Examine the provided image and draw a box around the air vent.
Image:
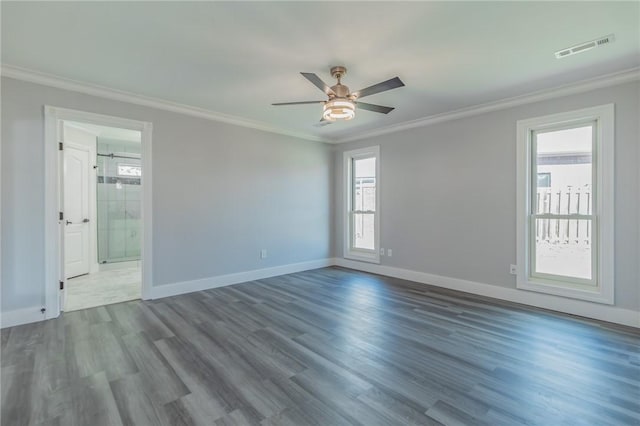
[555,34,615,59]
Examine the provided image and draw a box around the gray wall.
[333,81,639,311]
[1,77,332,311]
[3,75,637,316]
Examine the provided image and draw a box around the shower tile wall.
[97,138,141,264]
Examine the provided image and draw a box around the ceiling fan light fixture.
[272,66,403,125]
[323,99,355,121]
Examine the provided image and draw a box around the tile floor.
[65,266,141,311]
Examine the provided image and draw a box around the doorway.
[62,121,143,311]
[44,107,152,319]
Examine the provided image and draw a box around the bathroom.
[62,121,142,311]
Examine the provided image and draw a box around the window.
[516,104,614,304]
[117,163,141,177]
[344,146,380,263]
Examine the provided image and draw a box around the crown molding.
[1,64,327,143]
[332,67,640,144]
[3,64,638,145]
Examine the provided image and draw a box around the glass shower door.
[96,146,142,264]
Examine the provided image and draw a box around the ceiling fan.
[272,66,405,126]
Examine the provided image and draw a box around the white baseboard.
[149,258,334,299]
[333,258,640,328]
[1,306,47,329]
[4,258,637,329]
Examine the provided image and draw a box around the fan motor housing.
[331,84,351,98]
[329,66,350,98]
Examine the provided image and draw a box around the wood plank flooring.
[2,267,639,425]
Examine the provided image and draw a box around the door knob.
[82,218,90,223]
[66,220,72,225]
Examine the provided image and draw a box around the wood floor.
[2,267,639,425]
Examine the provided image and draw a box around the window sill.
[517,278,613,305]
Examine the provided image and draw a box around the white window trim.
[516,104,614,304]
[344,146,380,264]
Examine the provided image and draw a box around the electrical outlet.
[387,249,393,257]
[510,264,517,275]
[260,249,267,259]
[380,248,385,255]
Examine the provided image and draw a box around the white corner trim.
[333,67,640,144]
[333,258,640,328]
[1,307,48,329]
[149,258,334,299]
[1,64,325,144]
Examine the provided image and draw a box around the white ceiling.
[2,2,639,143]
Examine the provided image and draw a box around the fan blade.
[356,102,395,114]
[272,101,325,106]
[353,76,404,99]
[314,118,333,127]
[301,72,336,96]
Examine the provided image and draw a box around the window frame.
[344,146,380,263]
[516,104,614,304]
[530,121,597,287]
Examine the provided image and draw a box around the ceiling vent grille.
[555,34,615,59]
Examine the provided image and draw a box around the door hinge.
[59,211,64,221]
[59,281,64,290]
[59,142,63,151]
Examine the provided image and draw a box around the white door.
[64,143,91,278]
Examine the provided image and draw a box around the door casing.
[44,106,153,319]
